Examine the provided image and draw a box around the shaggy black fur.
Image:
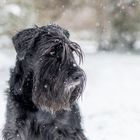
[3,24,87,140]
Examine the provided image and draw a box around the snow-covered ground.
[0,47,140,140]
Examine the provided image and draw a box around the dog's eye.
[57,56,62,62]
[50,51,55,55]
[50,51,56,56]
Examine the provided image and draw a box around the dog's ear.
[12,28,38,60]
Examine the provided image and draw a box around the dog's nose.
[72,71,83,81]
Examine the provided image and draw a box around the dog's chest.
[23,110,74,137]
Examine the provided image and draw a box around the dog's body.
[3,24,87,140]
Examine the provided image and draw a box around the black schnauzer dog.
[3,24,87,140]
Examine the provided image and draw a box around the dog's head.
[13,24,86,112]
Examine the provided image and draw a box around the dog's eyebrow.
[69,41,84,64]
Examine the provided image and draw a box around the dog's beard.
[32,69,84,113]
[32,85,74,113]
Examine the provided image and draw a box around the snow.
[5,4,21,16]
[134,40,140,50]
[44,85,48,88]
[0,36,12,48]
[79,53,140,140]
[77,40,98,54]
[0,0,6,7]
[1,47,140,140]
[0,49,16,139]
